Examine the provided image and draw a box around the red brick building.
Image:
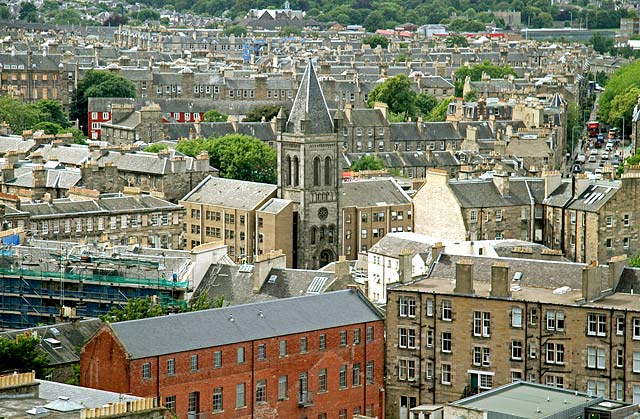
[80,290,385,419]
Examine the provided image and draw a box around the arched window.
[310,227,317,245]
[285,156,292,186]
[320,227,325,240]
[328,225,334,243]
[293,156,299,187]
[324,156,332,186]
[313,157,321,186]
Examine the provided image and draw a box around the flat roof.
[454,382,597,419]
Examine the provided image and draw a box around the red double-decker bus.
[588,121,600,138]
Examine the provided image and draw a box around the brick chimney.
[542,170,562,198]
[454,259,474,294]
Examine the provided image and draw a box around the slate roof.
[181,175,276,210]
[37,380,142,408]
[22,194,179,218]
[430,253,594,291]
[0,136,37,155]
[568,182,619,212]
[0,319,102,367]
[37,144,91,166]
[369,232,436,257]
[341,178,410,207]
[422,122,463,141]
[615,267,640,293]
[258,268,346,299]
[109,289,382,359]
[286,61,334,134]
[448,178,545,208]
[5,167,82,190]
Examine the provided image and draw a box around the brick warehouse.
[80,290,385,419]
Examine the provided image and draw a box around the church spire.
[286,61,334,135]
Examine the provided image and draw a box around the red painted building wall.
[87,110,206,140]
[81,321,384,419]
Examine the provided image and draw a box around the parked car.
[573,164,582,173]
[588,155,597,163]
[576,154,586,163]
[602,152,609,160]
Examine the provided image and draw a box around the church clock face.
[318,207,329,220]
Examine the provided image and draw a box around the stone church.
[276,61,342,269]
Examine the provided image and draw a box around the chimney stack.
[582,262,602,301]
[454,259,474,294]
[492,172,510,196]
[490,262,511,298]
[398,251,413,283]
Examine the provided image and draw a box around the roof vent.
[258,310,264,317]
[228,314,234,322]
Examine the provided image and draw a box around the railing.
[297,391,314,407]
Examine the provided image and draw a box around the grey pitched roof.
[258,268,338,298]
[0,319,102,367]
[568,182,619,212]
[341,178,410,207]
[181,175,276,210]
[430,253,593,291]
[286,62,334,134]
[109,289,382,359]
[37,380,142,408]
[448,178,544,208]
[615,267,640,293]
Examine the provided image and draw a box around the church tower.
[276,61,342,269]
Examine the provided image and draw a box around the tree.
[598,60,640,126]
[0,5,12,19]
[145,143,168,153]
[58,127,88,145]
[630,254,640,268]
[19,2,38,22]
[70,70,136,134]
[415,93,438,117]
[351,155,384,171]
[447,18,486,32]
[135,8,160,20]
[223,25,247,36]
[363,10,385,32]
[34,100,70,128]
[177,134,277,184]
[244,105,287,122]
[589,32,614,54]
[33,121,63,135]
[362,34,389,49]
[280,25,302,36]
[0,97,42,133]
[446,34,469,47]
[426,97,454,122]
[463,89,478,102]
[0,334,49,377]
[53,9,83,25]
[453,61,517,96]
[100,295,225,323]
[607,87,640,134]
[204,109,228,122]
[366,74,417,120]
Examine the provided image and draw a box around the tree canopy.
[176,134,277,184]
[351,155,385,171]
[243,105,288,123]
[367,74,417,119]
[598,60,640,134]
[0,97,72,135]
[453,61,517,96]
[204,109,228,122]
[99,294,225,323]
[362,34,389,49]
[0,334,49,377]
[70,70,136,134]
[145,143,169,153]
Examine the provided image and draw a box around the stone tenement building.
[385,251,640,419]
[81,290,385,419]
[20,189,184,249]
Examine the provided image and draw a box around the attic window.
[307,277,328,294]
[513,272,523,282]
[267,275,277,284]
[44,338,62,349]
